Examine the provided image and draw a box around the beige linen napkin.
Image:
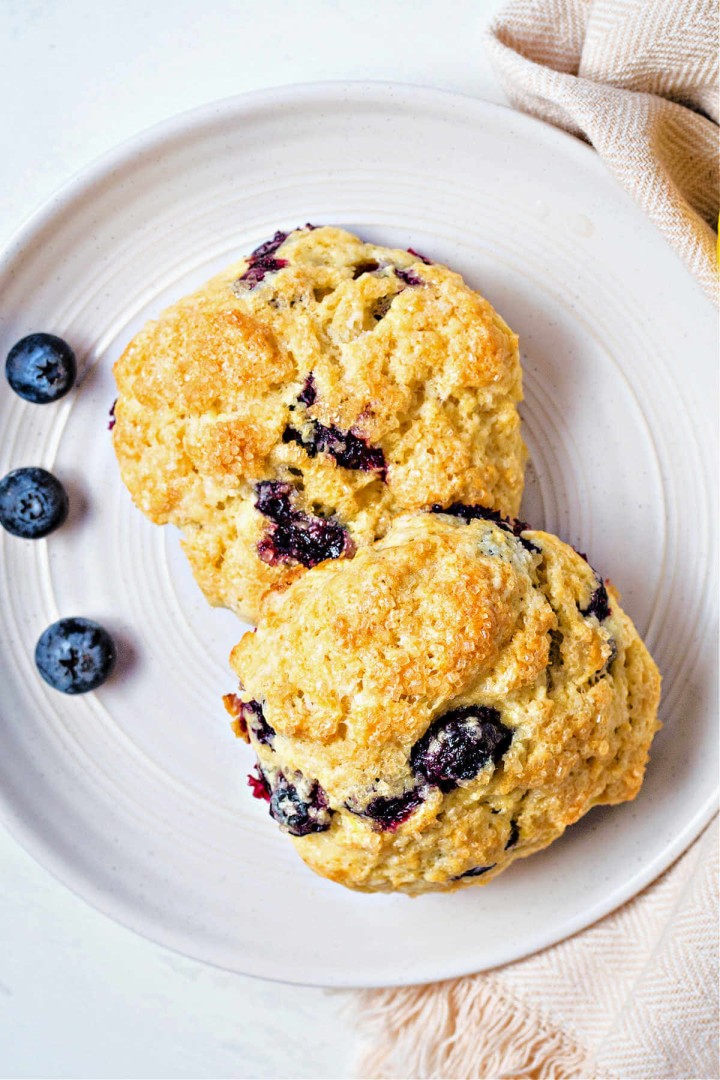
[350,4,719,1076]
[486,0,719,301]
[353,818,719,1079]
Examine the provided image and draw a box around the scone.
[112,225,526,622]
[226,507,661,895]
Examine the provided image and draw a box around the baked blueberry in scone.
[112,226,526,622]
[227,511,661,895]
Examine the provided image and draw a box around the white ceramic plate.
[0,84,716,988]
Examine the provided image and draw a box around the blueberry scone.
[112,226,526,622]
[226,508,661,895]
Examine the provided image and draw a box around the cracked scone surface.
[228,510,661,895]
[112,226,526,621]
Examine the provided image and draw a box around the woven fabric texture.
[486,0,718,300]
[353,819,719,1078]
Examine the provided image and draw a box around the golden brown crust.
[113,226,526,620]
[230,513,661,895]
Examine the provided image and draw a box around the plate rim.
[0,80,716,989]
[1,80,605,274]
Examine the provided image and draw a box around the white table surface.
[0,2,509,1077]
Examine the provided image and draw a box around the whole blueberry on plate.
[0,467,69,538]
[5,333,76,403]
[35,617,116,694]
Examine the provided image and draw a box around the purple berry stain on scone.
[411,706,513,793]
[237,259,287,290]
[580,575,611,622]
[255,481,354,568]
[248,763,271,802]
[108,400,116,431]
[407,247,432,264]
[283,421,387,478]
[296,373,317,406]
[394,267,424,287]
[235,230,289,291]
[347,789,425,832]
[506,516,609,625]
[431,501,530,536]
[249,231,289,260]
[430,502,539,554]
[239,699,275,746]
[269,772,333,836]
[284,378,387,478]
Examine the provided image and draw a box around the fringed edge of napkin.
[349,974,589,1079]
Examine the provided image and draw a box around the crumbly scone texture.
[112,225,526,622]
[228,511,661,895]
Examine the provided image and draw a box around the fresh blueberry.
[247,763,271,802]
[283,420,387,478]
[35,617,116,694]
[255,481,354,567]
[411,706,513,793]
[347,789,425,832]
[6,333,76,404]
[579,576,611,621]
[269,772,333,836]
[0,467,69,539]
[429,502,539,554]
